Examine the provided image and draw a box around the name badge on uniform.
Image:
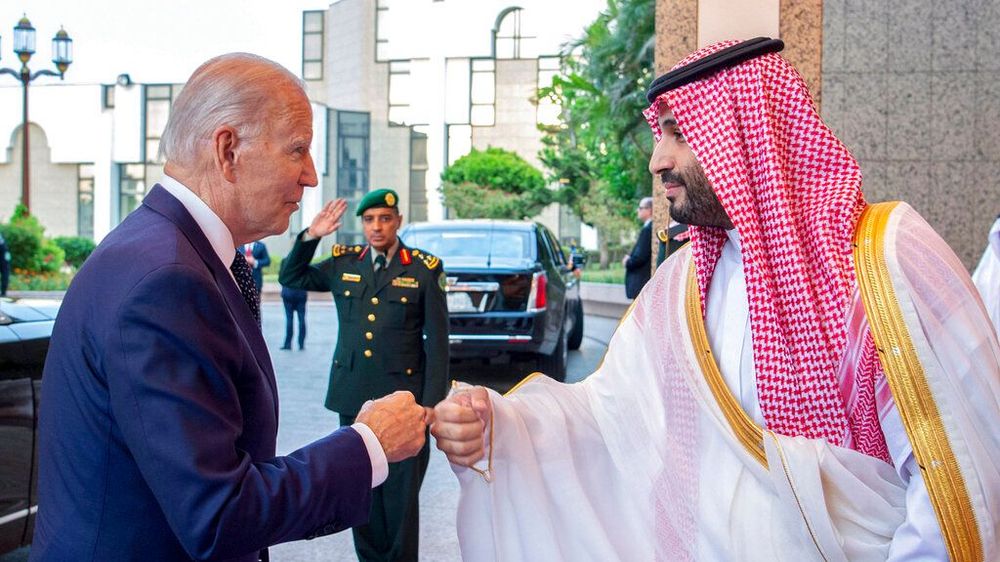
[341,273,362,282]
[392,277,419,288]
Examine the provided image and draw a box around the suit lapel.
[141,185,279,410]
[352,245,377,297]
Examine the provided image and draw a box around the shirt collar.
[371,239,400,265]
[159,175,236,270]
[721,228,743,264]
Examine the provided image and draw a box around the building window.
[118,163,146,224]
[388,60,412,126]
[409,126,429,222]
[78,164,94,239]
[375,0,390,62]
[337,111,370,245]
[493,7,534,59]
[144,84,175,164]
[470,58,495,126]
[302,11,324,80]
[537,56,561,126]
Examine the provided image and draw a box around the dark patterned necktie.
[231,250,261,327]
[374,254,386,281]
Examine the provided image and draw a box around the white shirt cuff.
[301,229,317,242]
[351,422,389,487]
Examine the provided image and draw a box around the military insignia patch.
[392,277,419,288]
[438,271,447,292]
[421,252,440,270]
[333,244,362,258]
[385,192,396,206]
[341,273,362,282]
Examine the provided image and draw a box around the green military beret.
[356,188,399,216]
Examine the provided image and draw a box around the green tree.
[54,236,97,269]
[538,0,655,267]
[440,147,552,219]
[1,203,67,273]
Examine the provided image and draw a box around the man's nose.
[648,140,673,177]
[301,155,319,187]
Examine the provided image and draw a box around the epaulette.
[331,244,364,258]
[410,248,440,270]
[656,228,669,243]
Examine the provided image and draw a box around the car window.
[404,228,534,262]
[539,226,565,266]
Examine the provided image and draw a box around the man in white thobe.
[972,215,1000,336]
[430,38,1000,561]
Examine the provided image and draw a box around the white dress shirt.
[159,175,388,487]
[702,229,945,560]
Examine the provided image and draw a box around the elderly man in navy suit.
[31,53,427,562]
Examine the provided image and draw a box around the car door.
[535,226,567,346]
[0,323,33,554]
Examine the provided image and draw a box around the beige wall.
[0,123,80,236]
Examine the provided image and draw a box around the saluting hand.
[429,385,491,467]
[307,199,348,239]
[356,391,427,463]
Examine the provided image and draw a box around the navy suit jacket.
[241,241,271,291]
[624,221,653,299]
[32,185,372,561]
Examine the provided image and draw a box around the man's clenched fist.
[356,391,426,463]
[430,386,491,467]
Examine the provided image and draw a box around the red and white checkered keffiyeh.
[644,42,889,460]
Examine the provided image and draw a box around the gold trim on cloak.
[853,202,983,562]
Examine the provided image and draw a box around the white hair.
[639,196,654,209]
[160,52,306,167]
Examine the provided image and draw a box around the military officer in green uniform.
[279,188,449,561]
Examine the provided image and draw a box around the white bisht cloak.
[453,203,1000,562]
[972,216,1000,336]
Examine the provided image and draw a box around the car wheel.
[567,299,584,351]
[538,319,568,382]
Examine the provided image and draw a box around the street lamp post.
[0,15,73,215]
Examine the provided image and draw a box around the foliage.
[35,239,66,273]
[54,236,97,269]
[537,0,655,265]
[0,221,41,271]
[440,147,551,219]
[581,264,625,284]
[9,268,73,291]
[1,204,71,275]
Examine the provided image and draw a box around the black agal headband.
[645,37,785,103]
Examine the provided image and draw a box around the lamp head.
[13,15,36,64]
[51,26,72,75]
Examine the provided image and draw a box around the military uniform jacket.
[279,232,449,416]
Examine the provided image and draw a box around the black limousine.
[400,220,583,380]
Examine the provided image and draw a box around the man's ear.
[213,126,239,183]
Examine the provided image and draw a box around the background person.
[241,239,270,292]
[280,283,308,350]
[0,231,9,296]
[31,53,428,562]
[279,188,449,562]
[622,196,653,298]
